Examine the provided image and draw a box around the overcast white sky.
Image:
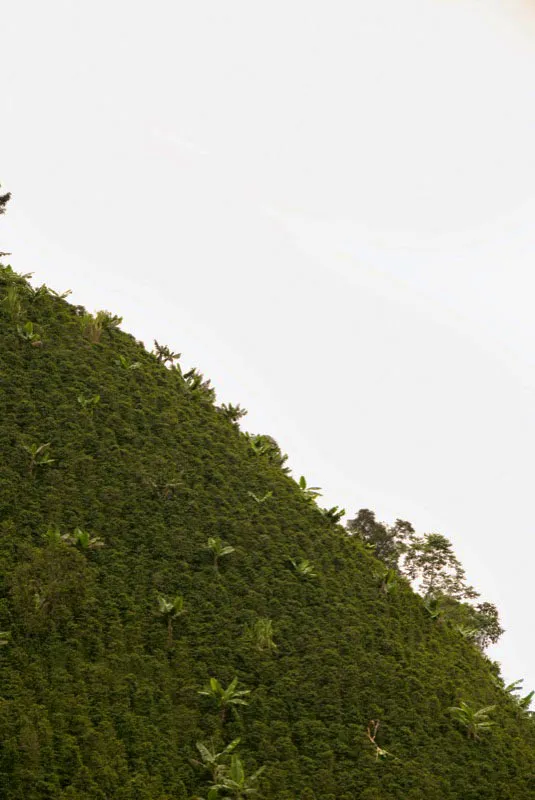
[3,0,535,693]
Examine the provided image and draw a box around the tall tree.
[347,509,414,570]
[403,533,478,601]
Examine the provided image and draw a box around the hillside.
[0,264,534,800]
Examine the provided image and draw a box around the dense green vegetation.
[0,260,534,799]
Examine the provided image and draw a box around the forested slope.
[0,265,533,800]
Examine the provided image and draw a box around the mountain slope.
[0,266,533,800]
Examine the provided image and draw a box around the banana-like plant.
[63,528,105,551]
[423,596,443,619]
[495,678,534,716]
[193,737,241,783]
[22,442,54,475]
[247,491,273,504]
[499,678,524,695]
[27,283,72,303]
[27,284,49,302]
[198,677,251,722]
[77,393,101,415]
[290,558,317,578]
[244,617,277,654]
[320,506,345,523]
[17,320,42,345]
[192,791,219,800]
[79,310,122,343]
[246,435,270,457]
[456,625,479,641]
[157,594,186,647]
[0,264,31,284]
[49,286,72,300]
[1,285,22,320]
[517,691,534,715]
[297,475,322,502]
[42,525,63,544]
[212,754,265,798]
[245,434,289,473]
[205,537,235,571]
[153,340,181,365]
[184,368,216,400]
[219,403,247,424]
[448,701,496,740]
[115,354,141,370]
[0,631,10,647]
[374,566,398,595]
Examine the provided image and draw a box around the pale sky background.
[3,0,535,695]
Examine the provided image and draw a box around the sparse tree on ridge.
[347,510,414,571]
[404,533,478,602]
[0,184,10,215]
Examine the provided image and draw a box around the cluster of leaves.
[193,739,264,800]
[0,262,534,799]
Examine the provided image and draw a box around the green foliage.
[184,367,215,399]
[350,510,504,650]
[62,527,105,551]
[320,506,345,524]
[194,737,241,782]
[404,533,478,602]
[115,354,141,370]
[246,434,290,473]
[157,594,186,647]
[448,701,496,740]
[1,284,22,320]
[198,677,251,722]
[494,678,534,717]
[219,403,248,424]
[21,441,55,474]
[212,754,265,798]
[423,595,443,619]
[205,537,235,570]
[153,340,181,366]
[247,490,273,504]
[79,309,122,343]
[244,617,277,653]
[17,320,42,345]
[77,393,101,414]
[347,510,414,570]
[0,267,534,799]
[297,475,321,502]
[374,566,398,595]
[290,558,317,578]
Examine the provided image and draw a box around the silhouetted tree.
[347,509,414,570]
[0,184,10,215]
